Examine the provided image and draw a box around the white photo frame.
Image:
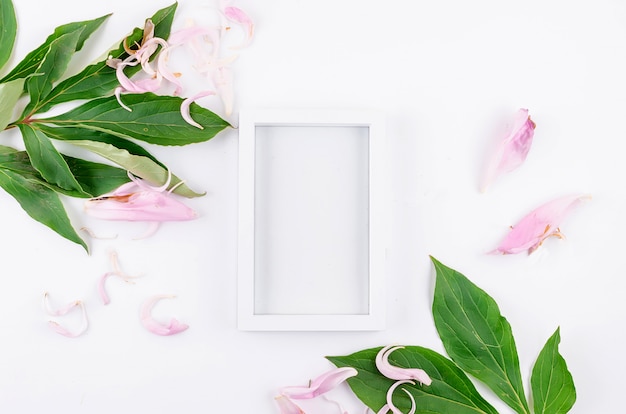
[237,109,385,331]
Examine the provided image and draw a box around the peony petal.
[491,194,590,255]
[481,108,536,192]
[223,6,254,48]
[140,295,189,336]
[375,345,432,385]
[274,395,305,414]
[385,380,416,414]
[181,90,216,129]
[280,367,358,400]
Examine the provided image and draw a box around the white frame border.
[237,109,386,331]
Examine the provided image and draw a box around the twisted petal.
[140,295,189,336]
[481,108,536,192]
[223,6,254,48]
[181,90,216,129]
[491,194,590,255]
[280,367,358,400]
[44,297,89,338]
[386,381,416,414]
[375,345,432,385]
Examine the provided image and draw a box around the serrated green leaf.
[0,78,24,130]
[0,0,17,72]
[328,346,498,414]
[0,167,87,251]
[431,257,530,414]
[41,93,230,146]
[18,124,87,194]
[531,328,576,414]
[37,3,178,113]
[34,125,204,197]
[22,31,82,117]
[0,13,109,84]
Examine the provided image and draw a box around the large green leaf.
[18,124,87,194]
[34,125,204,197]
[36,3,177,113]
[0,78,24,130]
[40,93,230,146]
[531,328,576,414]
[22,31,81,117]
[0,148,127,198]
[0,0,17,72]
[0,13,109,84]
[0,168,87,251]
[431,257,530,414]
[328,347,498,414]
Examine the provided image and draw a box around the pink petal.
[481,108,536,192]
[43,292,81,316]
[212,65,234,116]
[280,367,358,400]
[223,6,254,48]
[140,295,189,336]
[84,187,197,222]
[98,250,140,305]
[491,194,590,255]
[274,395,305,414]
[375,345,432,385]
[181,90,216,129]
[46,300,89,338]
[385,380,416,414]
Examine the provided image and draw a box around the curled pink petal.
[223,6,254,48]
[274,395,305,414]
[280,367,358,400]
[491,194,591,255]
[46,300,89,338]
[98,251,140,305]
[181,90,216,129]
[375,345,432,385]
[43,292,81,316]
[140,295,189,336]
[481,108,536,192]
[386,380,416,414]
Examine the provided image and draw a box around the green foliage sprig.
[0,0,230,251]
[328,257,576,414]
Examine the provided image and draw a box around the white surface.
[0,0,623,412]
[237,109,386,331]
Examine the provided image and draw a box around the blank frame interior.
[238,109,385,331]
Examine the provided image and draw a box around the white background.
[0,0,623,412]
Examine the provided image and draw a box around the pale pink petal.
[376,405,390,414]
[386,380,416,414]
[181,90,216,129]
[274,395,305,414]
[47,301,88,338]
[43,292,80,316]
[98,250,140,305]
[84,187,197,222]
[481,108,536,192]
[212,65,234,116]
[140,295,189,336]
[491,194,591,255]
[375,345,432,385]
[280,367,358,399]
[223,6,254,48]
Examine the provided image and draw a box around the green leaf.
[328,347,498,414]
[0,168,87,251]
[0,0,17,72]
[0,148,127,197]
[0,77,24,130]
[36,3,178,112]
[531,328,576,414]
[18,124,87,194]
[41,93,230,146]
[431,257,530,414]
[22,31,82,116]
[34,125,204,197]
[0,13,109,84]
[62,156,130,197]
